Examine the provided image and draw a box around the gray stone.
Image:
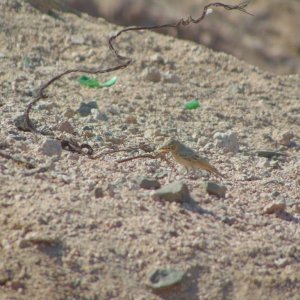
[142,67,161,82]
[64,108,76,118]
[149,54,165,64]
[70,35,85,45]
[147,268,185,290]
[57,121,75,134]
[152,181,190,203]
[19,232,59,248]
[91,108,108,121]
[205,181,227,198]
[162,72,181,83]
[263,199,286,215]
[78,101,98,117]
[39,139,62,157]
[94,187,104,198]
[271,191,280,198]
[256,157,270,168]
[274,258,288,268]
[213,130,239,153]
[137,176,161,190]
[14,115,37,131]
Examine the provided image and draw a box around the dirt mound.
[0,1,300,299]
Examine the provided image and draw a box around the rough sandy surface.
[0,1,300,299]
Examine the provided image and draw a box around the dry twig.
[0,150,35,169]
[22,2,252,155]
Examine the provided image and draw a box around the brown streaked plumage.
[159,139,224,178]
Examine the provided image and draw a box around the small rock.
[149,54,164,64]
[70,35,85,45]
[39,139,62,157]
[91,109,108,121]
[78,101,98,117]
[64,108,76,118]
[277,131,294,147]
[94,187,104,198]
[147,268,185,290]
[263,200,286,215]
[142,67,161,82]
[152,181,190,203]
[137,176,161,190]
[271,191,280,198]
[205,181,227,198]
[274,258,288,268]
[162,72,181,83]
[256,158,270,168]
[57,121,75,134]
[229,84,245,94]
[213,130,239,153]
[221,216,236,225]
[19,232,59,248]
[0,270,11,286]
[270,159,280,168]
[14,115,37,131]
[125,115,137,124]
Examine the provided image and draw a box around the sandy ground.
[67,0,300,75]
[0,1,300,299]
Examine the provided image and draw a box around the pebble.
[19,232,59,248]
[125,115,137,124]
[271,191,280,198]
[152,181,190,203]
[39,139,62,157]
[70,35,85,45]
[274,258,288,268]
[57,121,75,134]
[14,115,37,131]
[0,271,10,285]
[91,108,108,121]
[142,67,161,82]
[263,199,286,215]
[147,268,185,290]
[137,176,161,190]
[256,158,270,168]
[64,108,76,118]
[221,216,236,225]
[149,54,165,64]
[94,187,104,198]
[276,131,294,147]
[204,181,227,198]
[162,72,181,83]
[213,130,239,153]
[78,101,98,117]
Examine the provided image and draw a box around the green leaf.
[184,99,200,110]
[78,75,117,88]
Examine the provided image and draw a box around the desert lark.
[159,139,224,178]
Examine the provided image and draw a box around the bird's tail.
[202,161,225,179]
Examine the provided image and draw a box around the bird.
[159,139,224,178]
